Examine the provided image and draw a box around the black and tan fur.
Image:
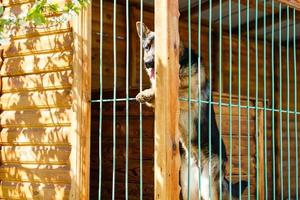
[136,22,247,200]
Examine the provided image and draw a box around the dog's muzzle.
[145,61,154,69]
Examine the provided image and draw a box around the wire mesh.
[91,0,300,199]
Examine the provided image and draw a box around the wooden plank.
[232,0,276,14]
[2,32,73,58]
[181,0,224,19]
[0,108,71,128]
[3,0,66,15]
[0,181,70,200]
[278,0,300,10]
[1,0,33,6]
[129,6,138,88]
[1,70,73,93]
[0,89,72,110]
[9,20,71,39]
[0,146,71,164]
[0,51,73,77]
[0,164,71,183]
[69,3,92,200]
[0,127,71,146]
[154,0,180,199]
[236,8,300,36]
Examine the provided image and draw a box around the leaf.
[0,6,4,16]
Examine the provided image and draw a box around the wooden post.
[154,1,180,199]
[70,3,91,200]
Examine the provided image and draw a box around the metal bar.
[229,0,233,199]
[112,0,117,198]
[125,0,130,199]
[139,1,144,199]
[237,0,242,198]
[218,0,223,198]
[255,0,259,199]
[188,0,192,198]
[279,4,283,199]
[98,0,103,198]
[208,0,213,198]
[263,0,268,198]
[198,0,202,199]
[293,8,299,200]
[286,6,291,199]
[271,0,276,199]
[246,0,251,199]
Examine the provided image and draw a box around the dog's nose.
[145,61,154,68]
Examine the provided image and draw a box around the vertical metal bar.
[188,0,192,198]
[278,4,283,199]
[237,0,242,198]
[218,0,223,199]
[228,0,232,200]
[246,0,251,199]
[255,0,259,199]
[208,0,212,198]
[286,6,291,200]
[229,0,233,199]
[271,0,276,199]
[112,0,117,199]
[139,1,144,199]
[98,0,103,198]
[197,0,202,198]
[263,0,268,198]
[125,0,130,199]
[293,8,299,200]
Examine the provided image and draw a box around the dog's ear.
[136,21,151,39]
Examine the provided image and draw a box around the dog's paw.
[136,90,154,103]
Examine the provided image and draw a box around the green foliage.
[0,0,89,43]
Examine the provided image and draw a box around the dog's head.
[136,22,155,79]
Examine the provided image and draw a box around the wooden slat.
[0,181,70,200]
[3,32,73,58]
[278,0,300,10]
[1,70,73,93]
[10,20,71,39]
[0,89,72,110]
[0,127,71,146]
[1,0,33,6]
[0,146,71,164]
[3,0,66,15]
[0,108,71,128]
[0,164,71,184]
[1,51,73,77]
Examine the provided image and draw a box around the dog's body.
[136,22,247,200]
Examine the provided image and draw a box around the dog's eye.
[145,44,150,51]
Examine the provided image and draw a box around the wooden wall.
[91,1,300,199]
[0,0,74,199]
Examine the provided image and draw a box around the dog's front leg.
[135,88,155,107]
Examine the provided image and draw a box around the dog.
[135,22,155,107]
[135,21,248,200]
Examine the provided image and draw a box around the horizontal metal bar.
[90,98,136,103]
[179,98,300,115]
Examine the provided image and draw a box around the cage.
[0,0,299,199]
